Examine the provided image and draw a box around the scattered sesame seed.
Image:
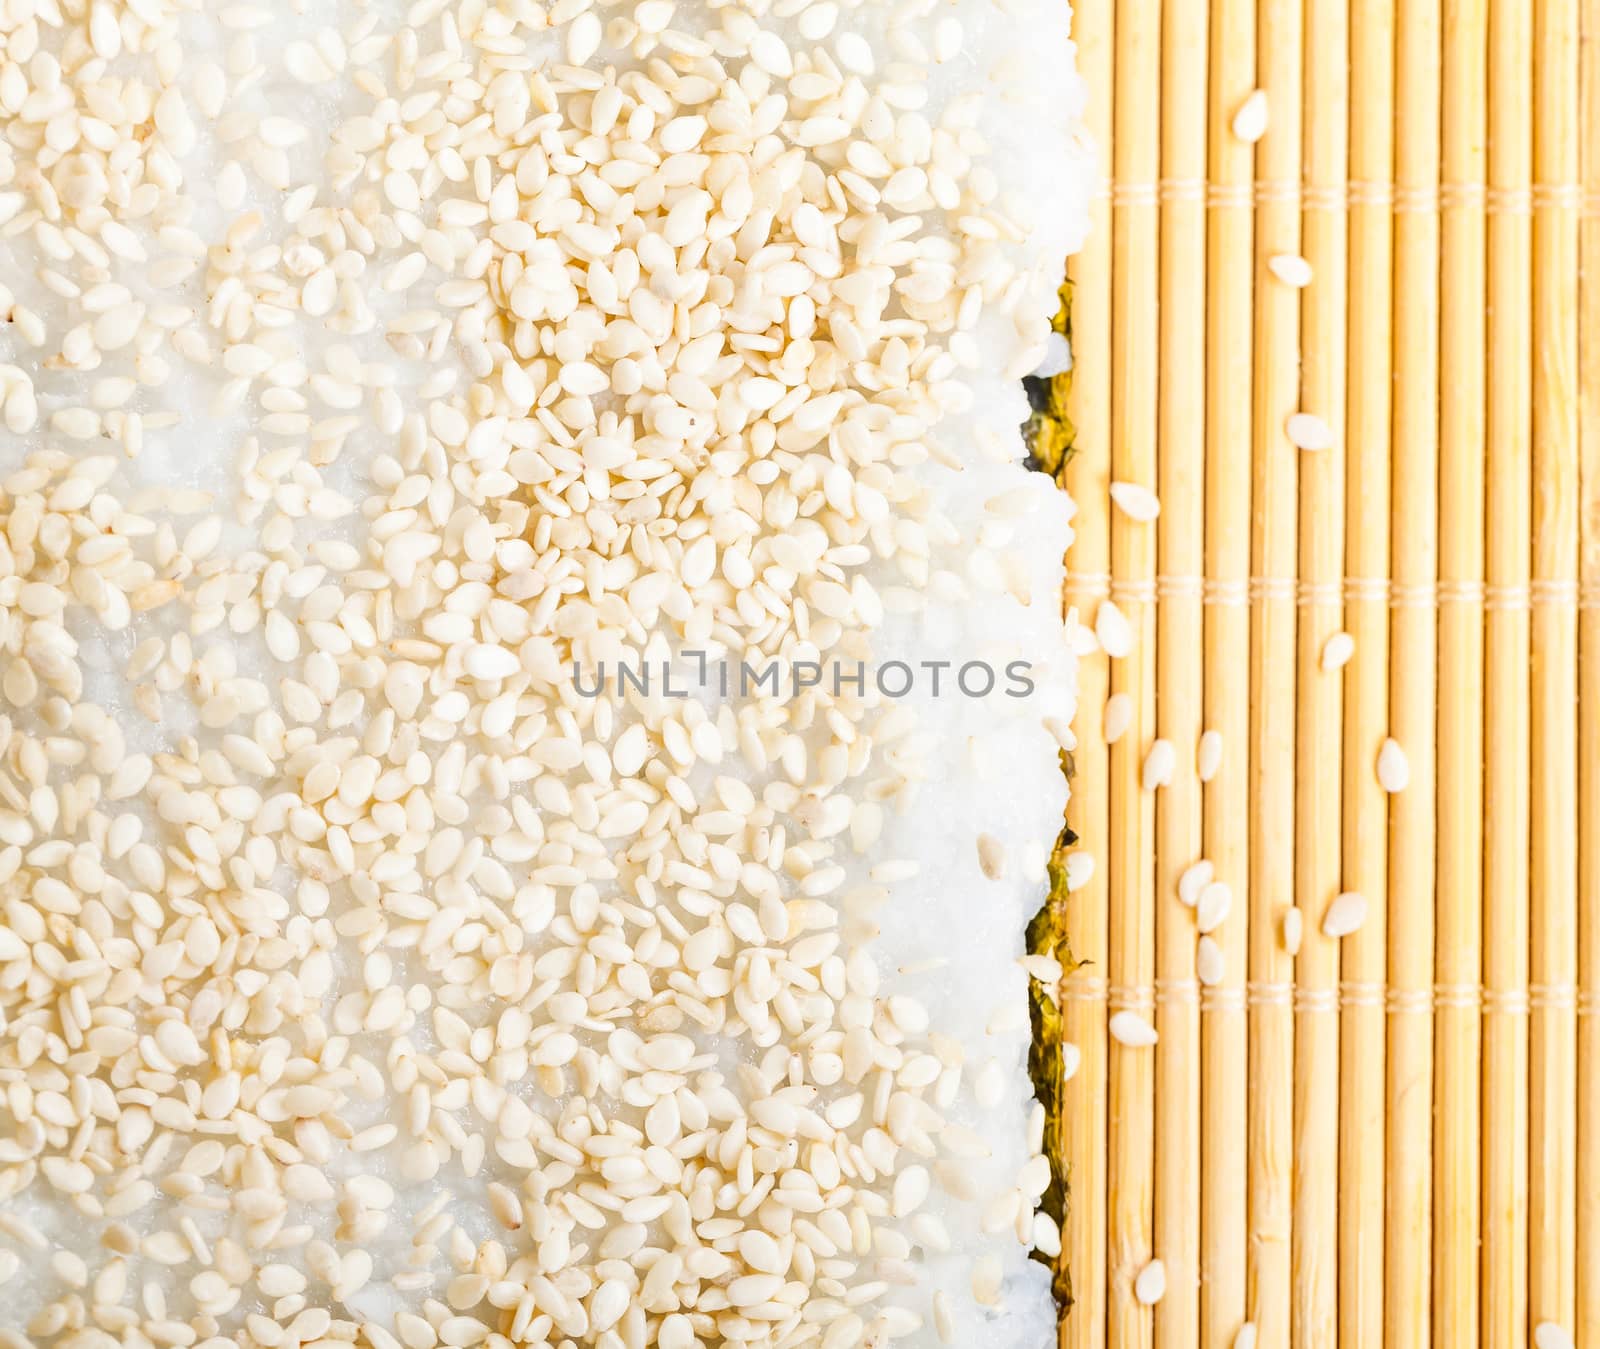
[0,0,1075,1340]
[1105,691,1135,743]
[1178,859,1215,906]
[1109,1011,1160,1048]
[1323,892,1369,939]
[1287,411,1336,451]
[1031,331,1073,378]
[1020,953,1065,984]
[1110,481,1162,522]
[1378,737,1411,792]
[1061,1041,1083,1081]
[1283,907,1305,956]
[1322,631,1356,671]
[1143,738,1177,790]
[1534,1324,1576,1349]
[1268,253,1315,287]
[1232,89,1270,143]
[979,831,1009,880]
[1134,1258,1168,1305]
[1196,881,1234,934]
[1097,599,1137,658]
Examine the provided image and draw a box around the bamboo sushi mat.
[1053,0,1600,1344]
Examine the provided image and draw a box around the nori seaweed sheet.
[1021,283,1075,1314]
[1022,281,1075,481]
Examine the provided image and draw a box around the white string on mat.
[1437,579,1488,603]
[1343,575,1392,604]
[1295,578,1342,607]
[1532,182,1585,210]
[1439,181,1489,209]
[1153,978,1202,1006]
[1199,987,1247,1013]
[1302,183,1347,212]
[1389,579,1438,608]
[1484,186,1535,216]
[1480,988,1533,1015]
[1385,988,1435,1016]
[1092,178,1585,213]
[1293,988,1340,1015]
[1064,571,1600,610]
[1108,181,1159,208]
[1346,179,1395,207]
[1205,183,1253,210]
[1061,973,1110,1003]
[1061,977,1600,1015]
[1106,984,1157,1013]
[1253,179,1301,206]
[1484,583,1534,612]
[1528,984,1581,1012]
[1336,981,1386,1010]
[1154,575,1206,600]
[1392,183,1441,213]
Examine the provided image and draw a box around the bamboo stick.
[1337,4,1394,1344]
[1578,5,1600,1341]
[1248,0,1301,1339]
[1290,0,1346,1340]
[1107,0,1161,1341]
[1199,0,1254,1342]
[1530,0,1581,1334]
[1059,0,1115,1340]
[1574,0,1600,1331]
[1483,0,1533,1336]
[1385,0,1441,1341]
[1433,1,1488,1342]
[1152,0,1205,1341]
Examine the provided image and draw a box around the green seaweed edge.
[1022,283,1075,1315]
[1023,280,1076,483]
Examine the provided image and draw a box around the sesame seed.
[1110,481,1162,522]
[1096,599,1136,658]
[1232,89,1270,142]
[1283,907,1305,956]
[1110,1011,1160,1048]
[1134,1258,1168,1305]
[1534,1324,1576,1349]
[1196,881,1233,934]
[1287,411,1336,451]
[1378,737,1411,792]
[1322,631,1356,671]
[1142,738,1177,790]
[1105,691,1135,743]
[1020,953,1065,984]
[1322,892,1369,939]
[978,832,1008,880]
[1062,1042,1083,1081]
[1268,253,1315,287]
[1178,859,1214,906]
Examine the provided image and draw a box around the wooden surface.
[1055,0,1591,1343]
